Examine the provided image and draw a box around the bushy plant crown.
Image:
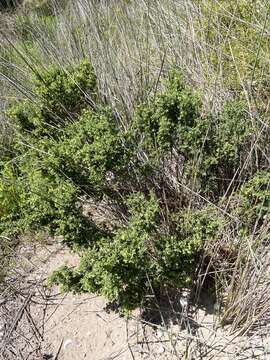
[0,59,267,310]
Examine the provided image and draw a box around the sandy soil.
[3,241,269,360]
[27,243,180,360]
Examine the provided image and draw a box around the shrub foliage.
[0,59,267,310]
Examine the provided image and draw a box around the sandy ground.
[27,243,180,360]
[2,241,270,360]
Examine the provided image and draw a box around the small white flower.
[106,171,115,182]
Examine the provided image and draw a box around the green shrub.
[49,193,160,310]
[49,108,132,194]
[0,158,105,247]
[134,72,201,156]
[50,193,223,311]
[196,100,251,194]
[239,171,270,227]
[134,73,251,196]
[34,60,96,118]
[1,60,115,246]
[1,59,255,311]
[154,207,223,289]
[8,59,97,134]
